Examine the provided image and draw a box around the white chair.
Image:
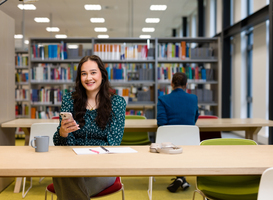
[148,125,200,200]
[22,122,59,198]
[257,167,273,200]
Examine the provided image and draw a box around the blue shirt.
[53,92,126,146]
[157,88,199,126]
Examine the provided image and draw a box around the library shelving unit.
[15,49,30,119]
[92,38,156,118]
[156,37,221,117]
[28,38,92,118]
[27,37,221,119]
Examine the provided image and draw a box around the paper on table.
[73,147,138,155]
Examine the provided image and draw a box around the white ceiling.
[0,0,197,40]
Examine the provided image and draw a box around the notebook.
[73,147,138,155]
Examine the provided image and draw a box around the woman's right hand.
[59,118,80,137]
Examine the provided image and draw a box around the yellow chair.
[121,115,151,145]
[193,138,261,200]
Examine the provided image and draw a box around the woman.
[157,72,199,193]
[53,55,126,200]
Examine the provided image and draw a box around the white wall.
[216,0,222,34]
[231,33,247,119]
[252,22,269,144]
[253,0,268,13]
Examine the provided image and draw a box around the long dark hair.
[72,55,114,129]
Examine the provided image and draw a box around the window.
[246,29,253,118]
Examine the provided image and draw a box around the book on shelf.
[15,103,29,116]
[15,88,29,100]
[30,87,73,104]
[106,63,154,81]
[112,86,152,103]
[188,88,213,103]
[158,86,213,103]
[31,63,75,82]
[126,110,144,116]
[31,106,60,119]
[94,43,150,60]
[15,54,28,67]
[31,42,68,60]
[157,63,213,82]
[15,72,29,83]
[157,41,215,60]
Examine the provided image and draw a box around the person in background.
[157,72,199,193]
[53,55,126,200]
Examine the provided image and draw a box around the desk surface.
[2,118,273,128]
[0,145,273,177]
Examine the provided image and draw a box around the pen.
[100,146,109,153]
[89,149,99,154]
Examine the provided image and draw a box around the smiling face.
[80,59,102,96]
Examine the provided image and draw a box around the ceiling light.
[94,27,107,32]
[68,45,78,49]
[55,34,67,39]
[25,40,29,44]
[34,17,50,23]
[90,18,105,23]
[17,4,36,10]
[97,35,109,38]
[46,27,60,32]
[142,28,155,32]
[84,4,101,10]
[150,5,167,11]
[145,18,160,23]
[139,35,151,39]
[14,34,23,39]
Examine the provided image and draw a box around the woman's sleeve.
[53,92,77,146]
[107,96,126,146]
[157,97,167,126]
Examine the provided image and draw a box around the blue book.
[48,45,52,59]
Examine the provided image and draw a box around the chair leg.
[22,177,32,198]
[121,184,125,200]
[45,189,47,200]
[148,176,153,200]
[192,189,206,200]
[45,188,55,200]
[39,177,45,183]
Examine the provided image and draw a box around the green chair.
[121,115,151,145]
[193,138,261,200]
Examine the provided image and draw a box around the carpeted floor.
[0,176,203,200]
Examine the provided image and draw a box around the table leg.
[22,128,30,146]
[14,128,30,193]
[245,127,261,142]
[14,177,22,193]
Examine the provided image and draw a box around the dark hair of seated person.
[172,72,187,89]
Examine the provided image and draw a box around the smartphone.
[60,112,73,120]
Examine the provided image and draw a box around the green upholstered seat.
[194,138,260,200]
[120,115,151,145]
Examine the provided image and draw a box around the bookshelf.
[28,38,92,119]
[156,37,221,116]
[92,38,156,118]
[27,37,221,119]
[15,49,30,119]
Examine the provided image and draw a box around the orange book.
[31,107,36,119]
[122,88,129,96]
[181,41,186,60]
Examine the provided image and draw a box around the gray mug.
[31,136,49,152]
